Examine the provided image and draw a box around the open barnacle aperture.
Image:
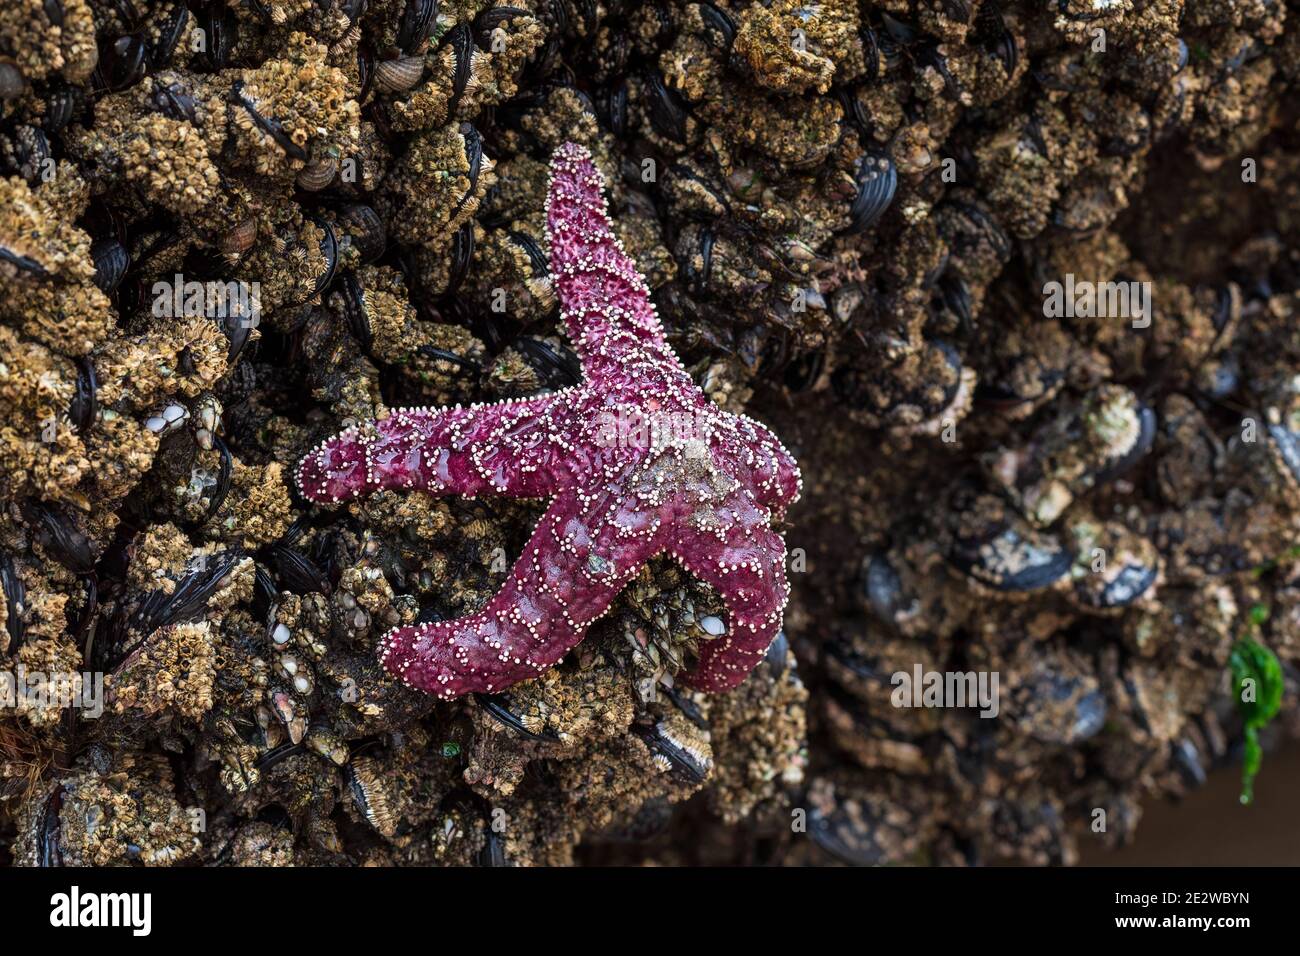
[298,143,802,699]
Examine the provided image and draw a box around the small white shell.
[700,615,726,636]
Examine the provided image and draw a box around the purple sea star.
[296,142,801,699]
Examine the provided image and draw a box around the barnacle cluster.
[1,0,1298,867]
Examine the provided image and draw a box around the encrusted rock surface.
[1,0,1298,866]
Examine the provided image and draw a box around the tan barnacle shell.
[270,689,306,744]
[192,394,223,449]
[307,727,349,766]
[374,55,425,93]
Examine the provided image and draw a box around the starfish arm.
[296,395,573,504]
[377,491,657,699]
[713,414,803,516]
[546,143,677,375]
[668,504,791,692]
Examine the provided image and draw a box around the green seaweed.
[1249,543,1300,579]
[1228,605,1284,805]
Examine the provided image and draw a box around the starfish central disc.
[297,142,802,700]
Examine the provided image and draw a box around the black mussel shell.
[859,27,881,83]
[877,340,962,420]
[634,722,709,783]
[1084,560,1159,611]
[807,788,901,867]
[976,0,1017,75]
[1,125,51,182]
[1,553,26,651]
[947,492,1072,592]
[91,238,129,294]
[44,83,84,132]
[1056,0,1104,21]
[862,551,908,624]
[230,81,308,161]
[341,0,369,25]
[508,228,546,275]
[270,545,330,595]
[310,215,339,298]
[880,12,917,44]
[877,28,907,73]
[474,692,560,742]
[253,562,278,617]
[69,356,97,436]
[478,828,507,866]
[450,124,485,222]
[149,1,189,68]
[21,501,95,575]
[1067,520,1162,614]
[782,348,826,392]
[442,22,476,108]
[683,226,715,293]
[474,6,531,44]
[0,245,52,279]
[992,28,1017,75]
[643,71,689,144]
[37,785,63,868]
[415,344,480,377]
[841,150,897,235]
[593,81,628,137]
[205,435,234,519]
[1267,421,1300,487]
[128,549,242,638]
[337,271,371,348]
[357,41,376,101]
[951,524,1072,592]
[935,272,972,332]
[255,743,307,772]
[940,0,971,22]
[698,2,736,49]
[765,630,790,676]
[1094,400,1157,483]
[97,34,148,93]
[839,87,871,135]
[150,79,198,123]
[337,203,387,263]
[0,63,25,101]
[513,336,581,388]
[976,368,1064,415]
[1173,737,1207,788]
[398,0,439,54]
[941,198,1012,261]
[221,305,255,364]
[1010,670,1107,744]
[823,637,880,684]
[448,221,475,292]
[918,44,961,100]
[662,685,708,729]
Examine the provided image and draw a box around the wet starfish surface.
[297,142,801,699]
